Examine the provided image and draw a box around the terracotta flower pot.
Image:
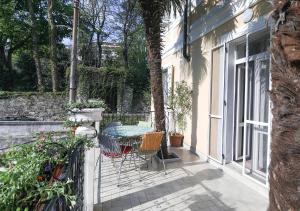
[52,164,64,179]
[169,133,184,147]
[71,126,77,135]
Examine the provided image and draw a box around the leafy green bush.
[0,134,92,210]
[66,99,107,110]
[169,81,193,134]
[63,119,82,128]
[0,91,66,98]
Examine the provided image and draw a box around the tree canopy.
[0,0,150,111]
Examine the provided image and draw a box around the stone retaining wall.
[0,93,67,121]
[0,121,67,150]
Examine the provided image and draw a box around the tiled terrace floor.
[94,147,268,211]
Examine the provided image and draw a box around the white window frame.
[207,44,226,164]
[228,29,272,186]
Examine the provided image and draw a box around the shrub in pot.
[67,99,106,125]
[63,119,82,135]
[169,81,192,147]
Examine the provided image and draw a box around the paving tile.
[96,148,268,211]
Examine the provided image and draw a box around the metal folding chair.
[136,131,166,181]
[99,134,134,186]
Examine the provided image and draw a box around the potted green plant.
[67,99,106,125]
[169,81,193,147]
[0,134,93,210]
[63,119,82,135]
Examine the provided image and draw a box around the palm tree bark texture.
[138,0,168,157]
[269,0,300,210]
[138,0,183,158]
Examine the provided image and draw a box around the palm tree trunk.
[269,1,300,210]
[138,0,168,157]
[48,0,59,92]
[69,0,79,103]
[27,0,44,92]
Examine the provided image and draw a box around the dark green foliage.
[0,134,93,210]
[63,119,81,128]
[66,99,106,110]
[0,0,72,91]
[14,52,38,91]
[66,65,124,111]
[127,24,149,92]
[0,0,150,108]
[0,91,66,98]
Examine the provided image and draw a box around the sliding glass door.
[232,30,271,183]
[245,55,269,178]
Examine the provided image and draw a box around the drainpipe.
[183,0,190,61]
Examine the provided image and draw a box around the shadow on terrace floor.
[95,147,227,210]
[94,147,267,211]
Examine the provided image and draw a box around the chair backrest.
[139,131,164,152]
[105,121,122,128]
[137,121,152,128]
[99,134,122,157]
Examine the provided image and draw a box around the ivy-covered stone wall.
[0,92,67,121]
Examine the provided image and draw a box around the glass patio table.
[103,125,154,140]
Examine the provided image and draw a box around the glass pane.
[245,124,268,183]
[236,42,246,59]
[247,59,270,122]
[236,63,245,123]
[209,46,224,162]
[234,63,246,162]
[211,47,224,115]
[209,118,222,161]
[235,126,244,159]
[249,33,270,56]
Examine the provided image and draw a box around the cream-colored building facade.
[162,0,273,194]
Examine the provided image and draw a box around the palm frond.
[146,0,184,16]
[160,0,184,16]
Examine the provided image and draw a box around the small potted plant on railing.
[63,119,82,135]
[169,81,193,147]
[67,99,106,125]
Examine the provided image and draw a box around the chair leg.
[129,152,132,168]
[146,155,149,169]
[100,150,103,163]
[160,149,167,175]
[138,152,142,181]
[112,158,116,167]
[117,154,127,186]
[117,160,123,186]
[95,151,102,168]
[133,152,137,170]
